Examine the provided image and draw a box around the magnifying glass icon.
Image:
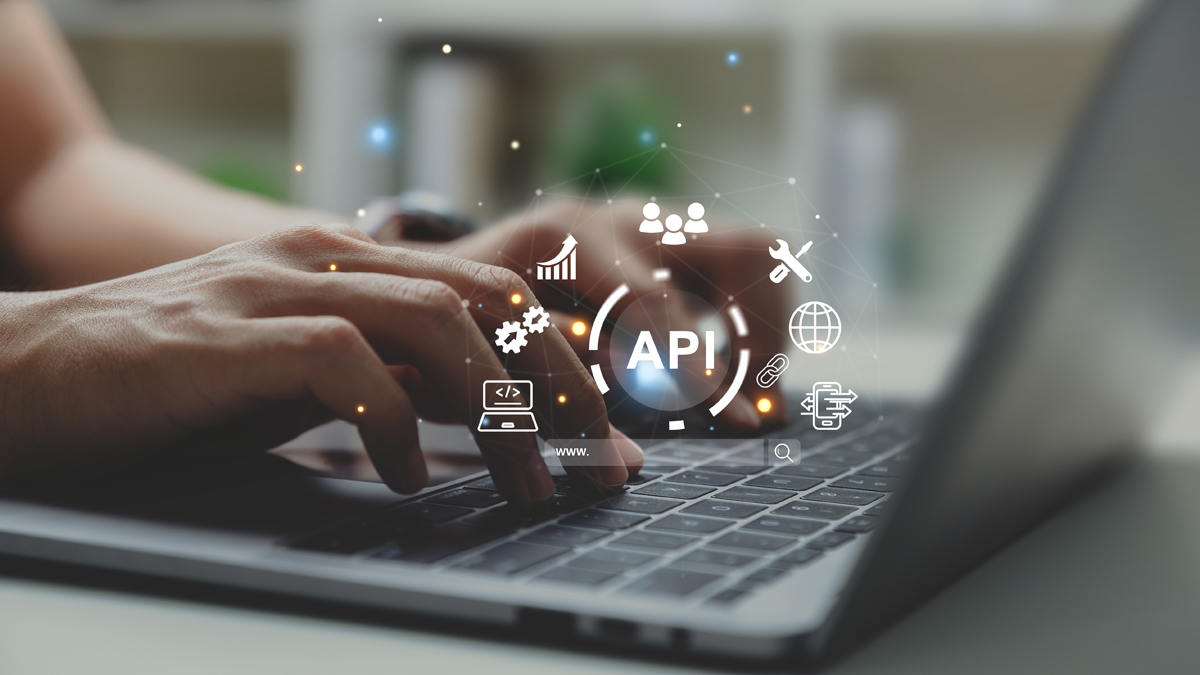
[774,443,794,463]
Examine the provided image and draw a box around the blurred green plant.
[552,82,676,195]
[198,154,286,202]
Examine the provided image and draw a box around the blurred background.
[47,0,1198,448]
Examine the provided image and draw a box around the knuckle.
[473,263,529,310]
[404,279,465,320]
[263,224,356,258]
[299,316,364,354]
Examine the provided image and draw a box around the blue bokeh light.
[639,129,656,146]
[366,121,396,152]
[726,51,740,66]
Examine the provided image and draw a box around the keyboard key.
[710,531,792,552]
[714,486,796,505]
[372,522,513,564]
[633,483,714,499]
[598,494,683,514]
[536,565,618,586]
[463,477,498,492]
[831,475,899,492]
[624,472,661,486]
[454,542,568,574]
[743,475,821,491]
[771,548,823,568]
[520,525,609,547]
[680,500,765,519]
[664,471,740,487]
[773,463,846,479]
[292,526,392,554]
[743,516,825,537]
[424,488,505,508]
[860,460,909,478]
[678,549,757,568]
[567,548,657,573]
[805,531,856,551]
[802,487,882,506]
[772,502,855,520]
[742,567,787,584]
[561,509,649,530]
[462,505,555,530]
[835,516,880,534]
[708,588,750,604]
[393,502,473,525]
[610,530,697,550]
[865,501,892,517]
[544,493,590,515]
[699,461,769,476]
[623,569,721,596]
[646,514,732,535]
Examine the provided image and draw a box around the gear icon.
[522,305,551,334]
[494,321,528,354]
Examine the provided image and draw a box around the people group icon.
[640,201,708,246]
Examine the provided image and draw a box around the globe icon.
[789,301,841,354]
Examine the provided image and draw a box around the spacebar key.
[372,523,512,564]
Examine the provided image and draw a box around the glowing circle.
[571,321,587,336]
[442,44,452,53]
[757,398,772,414]
[510,140,520,150]
[510,293,522,305]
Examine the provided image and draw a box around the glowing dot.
[442,44,451,54]
[705,369,713,376]
[607,199,612,204]
[660,142,666,148]
[571,321,587,336]
[743,104,753,114]
[368,123,392,149]
[328,263,337,271]
[465,357,470,363]
[356,208,365,217]
[460,299,469,307]
[557,394,567,404]
[715,192,721,198]
[815,214,821,219]
[510,293,522,305]
[726,51,740,66]
[640,130,653,144]
[756,398,772,414]
[377,17,382,22]
[356,405,366,414]
[788,177,796,185]
[535,189,543,196]
[677,122,682,128]
[294,164,303,172]
[510,140,520,150]
[478,201,482,206]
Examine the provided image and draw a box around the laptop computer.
[1,0,1198,666]
[477,379,539,432]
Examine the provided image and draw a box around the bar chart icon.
[536,235,577,281]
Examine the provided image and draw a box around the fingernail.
[406,451,429,493]
[726,395,763,429]
[609,425,644,472]
[524,454,556,502]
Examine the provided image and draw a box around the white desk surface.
[3,454,1200,675]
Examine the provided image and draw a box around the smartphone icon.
[813,383,843,428]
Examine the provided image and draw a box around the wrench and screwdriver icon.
[768,239,813,284]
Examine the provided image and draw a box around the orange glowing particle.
[705,369,713,376]
[329,263,337,271]
[294,164,303,172]
[557,394,567,404]
[571,321,587,336]
[756,398,772,414]
[510,293,522,305]
[356,405,366,414]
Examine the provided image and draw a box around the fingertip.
[609,425,644,474]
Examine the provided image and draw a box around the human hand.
[0,224,642,503]
[419,200,790,430]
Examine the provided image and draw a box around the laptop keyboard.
[289,416,917,606]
